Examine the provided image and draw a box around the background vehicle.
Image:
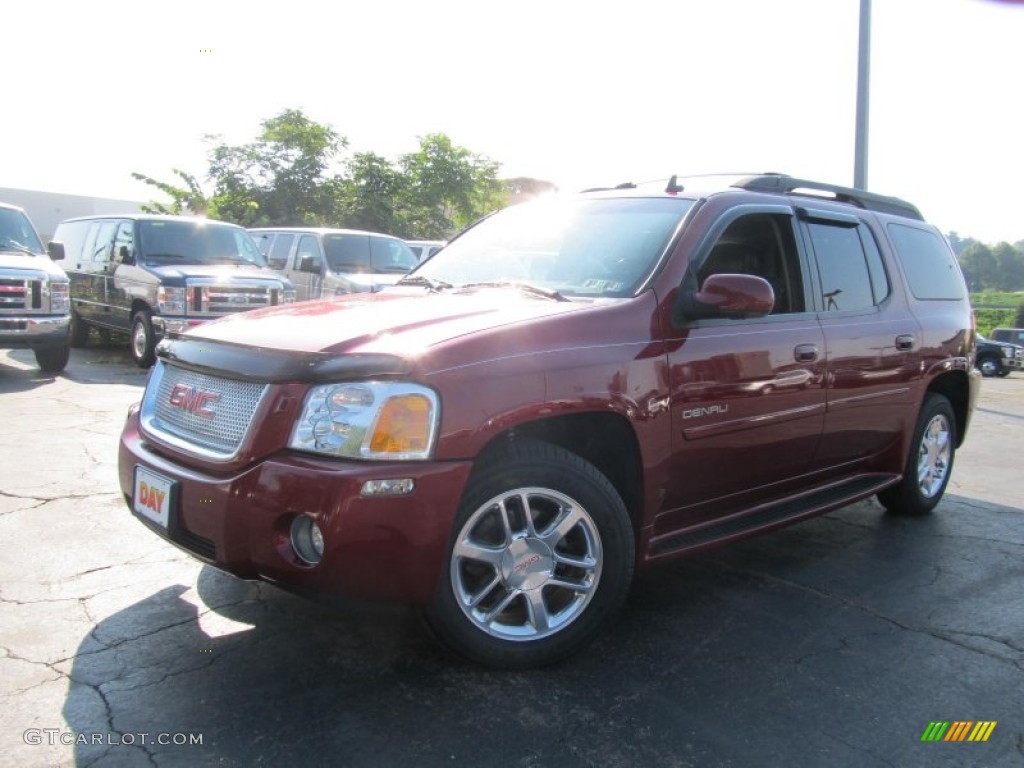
[0,202,71,372]
[250,228,417,301]
[119,174,978,668]
[975,333,1023,376]
[405,239,445,262]
[49,215,295,367]
[991,327,1024,346]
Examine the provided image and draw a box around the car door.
[290,235,324,301]
[105,220,135,330]
[795,208,922,468]
[660,208,827,531]
[84,220,118,327]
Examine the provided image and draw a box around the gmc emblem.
[168,384,220,418]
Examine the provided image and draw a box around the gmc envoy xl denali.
[118,174,979,667]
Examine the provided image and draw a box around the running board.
[648,473,897,558]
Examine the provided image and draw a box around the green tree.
[945,231,978,257]
[338,152,405,234]
[958,243,998,291]
[399,134,508,238]
[205,108,349,226]
[130,169,215,216]
[991,242,1024,291]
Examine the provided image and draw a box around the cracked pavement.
[1,346,1022,767]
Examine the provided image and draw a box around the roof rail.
[731,174,923,220]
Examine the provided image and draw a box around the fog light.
[290,516,324,565]
[361,478,415,496]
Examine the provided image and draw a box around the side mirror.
[118,245,135,265]
[674,273,775,322]
[297,255,321,274]
[47,241,65,261]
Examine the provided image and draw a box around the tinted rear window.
[887,224,966,300]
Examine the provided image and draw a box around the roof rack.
[731,174,923,220]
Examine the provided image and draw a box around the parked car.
[0,202,71,372]
[48,215,295,367]
[991,327,1024,346]
[249,228,418,301]
[119,173,979,668]
[975,333,1023,376]
[405,239,445,262]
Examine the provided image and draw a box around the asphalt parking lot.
[1,342,1022,768]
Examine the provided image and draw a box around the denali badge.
[168,384,220,418]
[681,404,729,419]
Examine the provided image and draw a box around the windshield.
[0,208,45,254]
[410,197,692,298]
[323,234,418,274]
[137,220,268,267]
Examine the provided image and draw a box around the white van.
[249,228,418,301]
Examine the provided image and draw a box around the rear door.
[798,208,922,468]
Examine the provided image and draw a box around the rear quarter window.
[887,224,966,300]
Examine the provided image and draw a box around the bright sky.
[6,0,1023,243]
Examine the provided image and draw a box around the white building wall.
[0,187,145,241]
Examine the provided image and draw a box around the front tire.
[425,440,635,668]
[130,311,156,368]
[878,393,956,516]
[977,357,1000,377]
[34,344,70,373]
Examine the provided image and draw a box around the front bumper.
[0,315,71,349]
[118,408,472,604]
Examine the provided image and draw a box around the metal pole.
[854,0,871,190]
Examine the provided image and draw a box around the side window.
[113,221,134,263]
[250,232,272,257]
[90,221,118,271]
[294,235,322,271]
[697,213,806,314]
[54,220,91,267]
[807,221,885,311]
[887,223,966,300]
[268,234,294,270]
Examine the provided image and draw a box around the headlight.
[289,381,440,460]
[281,288,297,304]
[157,286,186,314]
[1003,347,1014,358]
[50,282,69,312]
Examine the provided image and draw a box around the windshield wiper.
[458,281,567,302]
[397,274,452,292]
[0,241,40,256]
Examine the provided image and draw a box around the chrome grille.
[0,277,33,311]
[141,362,269,459]
[187,278,282,316]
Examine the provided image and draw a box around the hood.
[184,287,590,357]
[144,263,283,281]
[0,251,68,279]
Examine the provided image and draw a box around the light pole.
[854,0,871,190]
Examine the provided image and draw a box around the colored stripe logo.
[921,721,997,742]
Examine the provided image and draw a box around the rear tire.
[878,393,956,516]
[130,311,156,368]
[69,307,89,348]
[425,439,634,669]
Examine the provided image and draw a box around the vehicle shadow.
[61,494,1024,767]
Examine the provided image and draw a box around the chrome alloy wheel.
[916,412,952,499]
[132,321,149,360]
[450,487,603,641]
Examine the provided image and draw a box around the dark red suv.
[118,174,979,668]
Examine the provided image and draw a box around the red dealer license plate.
[133,466,175,529]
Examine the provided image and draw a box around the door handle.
[794,343,819,363]
[895,334,916,351]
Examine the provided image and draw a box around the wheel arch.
[471,411,645,539]
[926,369,972,448]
